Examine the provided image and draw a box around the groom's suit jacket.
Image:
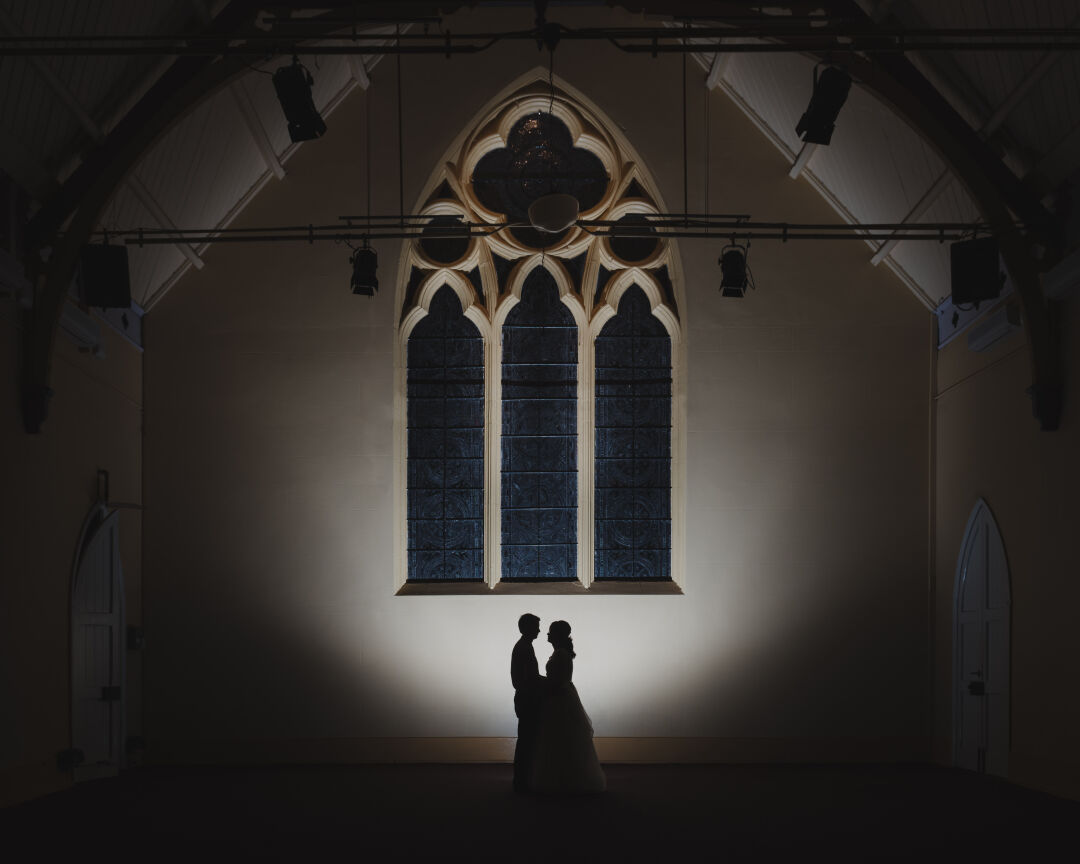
[511,639,542,719]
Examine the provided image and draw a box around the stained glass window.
[400,89,683,590]
[407,285,484,581]
[501,268,578,581]
[472,112,608,250]
[595,285,671,580]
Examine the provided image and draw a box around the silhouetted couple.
[511,613,606,794]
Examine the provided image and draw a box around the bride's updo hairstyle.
[549,620,575,658]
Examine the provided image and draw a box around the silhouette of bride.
[530,620,606,794]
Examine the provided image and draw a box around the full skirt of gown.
[530,654,606,794]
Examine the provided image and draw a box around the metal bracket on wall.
[934,271,1015,349]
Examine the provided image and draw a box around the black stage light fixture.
[78,242,131,308]
[950,236,1002,305]
[719,245,750,298]
[273,56,326,143]
[351,246,378,296]
[796,66,852,146]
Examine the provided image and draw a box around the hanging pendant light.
[528,193,579,233]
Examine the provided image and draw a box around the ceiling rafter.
[658,0,1059,426]
[871,41,1069,266]
[691,39,937,310]
[229,80,286,181]
[193,0,286,182]
[1,0,206,269]
[878,0,1035,170]
[705,48,730,90]
[22,0,263,434]
[788,141,817,179]
[12,0,1068,431]
[1028,120,1080,196]
[828,0,1062,427]
[0,6,103,139]
[652,1,1054,234]
[0,127,57,202]
[347,54,371,89]
[125,174,205,271]
[832,50,1061,429]
[139,23,395,314]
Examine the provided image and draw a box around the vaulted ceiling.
[3,1,1077,431]
[3,1,1076,309]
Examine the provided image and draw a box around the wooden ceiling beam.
[620,0,1063,428]
[20,1,260,433]
[16,0,1066,430]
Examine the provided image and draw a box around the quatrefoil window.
[470,112,609,249]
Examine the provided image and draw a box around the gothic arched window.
[406,284,485,581]
[594,284,671,581]
[501,268,579,582]
[397,80,683,593]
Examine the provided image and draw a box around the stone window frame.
[394,76,686,595]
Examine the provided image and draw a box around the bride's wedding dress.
[531,649,606,793]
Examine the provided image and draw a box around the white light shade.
[528,194,579,233]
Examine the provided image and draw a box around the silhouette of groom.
[511,613,543,792]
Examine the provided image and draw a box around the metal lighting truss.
[85,214,997,248]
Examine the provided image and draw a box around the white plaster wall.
[144,9,930,753]
[934,300,1080,798]
[1,307,142,804]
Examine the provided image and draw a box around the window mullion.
[579,320,594,588]
[486,321,501,589]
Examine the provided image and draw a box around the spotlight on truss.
[950,236,1002,306]
[719,244,751,298]
[795,66,851,146]
[351,246,378,296]
[273,56,327,143]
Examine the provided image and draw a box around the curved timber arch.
[18,9,1062,433]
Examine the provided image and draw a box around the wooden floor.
[3,763,1076,860]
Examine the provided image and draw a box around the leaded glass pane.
[595,285,671,581]
[471,113,608,250]
[407,286,484,581]
[501,268,578,581]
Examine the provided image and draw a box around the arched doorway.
[71,499,125,779]
[953,498,1010,777]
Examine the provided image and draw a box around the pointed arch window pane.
[407,285,484,581]
[595,285,671,580]
[501,268,577,581]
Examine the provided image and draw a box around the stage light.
[795,66,851,146]
[950,236,1002,306]
[528,194,579,233]
[351,246,378,296]
[719,245,750,298]
[273,56,327,143]
[77,242,131,308]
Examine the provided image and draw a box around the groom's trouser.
[513,692,539,791]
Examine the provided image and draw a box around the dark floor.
[3,763,1076,860]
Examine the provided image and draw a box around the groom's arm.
[511,642,525,690]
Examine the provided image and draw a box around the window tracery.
[396,79,683,591]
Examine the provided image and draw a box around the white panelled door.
[953,499,1010,777]
[72,509,124,779]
